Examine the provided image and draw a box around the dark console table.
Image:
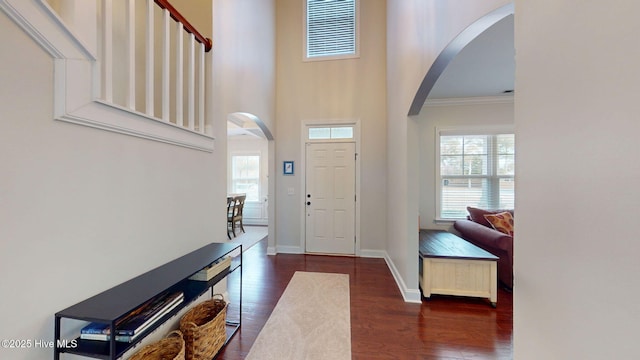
[54,242,241,359]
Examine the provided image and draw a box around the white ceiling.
[227,112,267,139]
[428,14,514,99]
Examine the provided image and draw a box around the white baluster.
[102,0,113,102]
[125,0,135,110]
[161,8,170,122]
[198,42,205,133]
[175,22,184,127]
[145,0,154,116]
[187,33,195,130]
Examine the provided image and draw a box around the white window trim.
[302,0,360,62]
[306,125,355,142]
[435,126,514,222]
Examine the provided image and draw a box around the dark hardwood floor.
[218,238,513,360]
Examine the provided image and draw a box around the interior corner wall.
[0,11,225,359]
[417,100,514,231]
[211,0,276,136]
[514,1,640,359]
[275,0,387,253]
[385,0,511,300]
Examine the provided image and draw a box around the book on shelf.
[80,290,184,342]
[116,291,183,336]
[79,332,140,343]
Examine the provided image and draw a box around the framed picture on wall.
[283,161,294,175]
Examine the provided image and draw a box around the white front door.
[305,142,355,254]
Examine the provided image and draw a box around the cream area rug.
[245,271,351,360]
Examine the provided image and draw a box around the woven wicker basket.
[179,295,227,360]
[129,330,185,360]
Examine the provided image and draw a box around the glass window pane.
[309,128,330,139]
[499,178,515,209]
[331,127,353,139]
[498,154,515,176]
[441,178,490,218]
[464,136,488,155]
[497,134,515,155]
[441,156,463,176]
[463,155,488,175]
[440,136,463,155]
[231,155,260,201]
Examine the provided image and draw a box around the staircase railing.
[0,0,214,150]
[99,0,212,134]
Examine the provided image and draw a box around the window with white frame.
[231,155,260,201]
[437,131,515,219]
[308,125,354,140]
[305,0,358,60]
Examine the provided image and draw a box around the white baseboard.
[276,245,303,254]
[268,245,421,303]
[359,249,387,258]
[383,252,422,303]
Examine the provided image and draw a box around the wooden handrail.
[154,0,212,52]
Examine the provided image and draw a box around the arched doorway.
[227,112,274,248]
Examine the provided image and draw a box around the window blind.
[438,133,515,219]
[306,0,356,58]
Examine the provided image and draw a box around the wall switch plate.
[287,187,295,195]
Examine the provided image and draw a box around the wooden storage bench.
[419,229,498,307]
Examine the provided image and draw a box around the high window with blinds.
[437,131,515,219]
[305,0,358,60]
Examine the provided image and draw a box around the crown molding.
[424,95,514,107]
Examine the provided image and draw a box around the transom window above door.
[308,126,354,140]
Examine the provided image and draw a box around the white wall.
[211,0,277,250]
[275,0,387,254]
[514,1,640,358]
[417,99,514,230]
[386,0,511,301]
[0,11,225,360]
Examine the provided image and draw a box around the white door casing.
[305,142,356,254]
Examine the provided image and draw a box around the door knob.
[306,201,311,206]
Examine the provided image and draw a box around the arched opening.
[227,112,273,250]
[408,3,514,115]
[413,4,516,294]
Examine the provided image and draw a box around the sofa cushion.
[484,211,515,236]
[467,206,515,227]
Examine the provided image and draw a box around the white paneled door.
[305,142,356,254]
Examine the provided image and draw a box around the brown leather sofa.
[453,208,514,289]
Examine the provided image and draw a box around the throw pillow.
[483,211,515,236]
[467,206,514,227]
[467,206,499,227]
